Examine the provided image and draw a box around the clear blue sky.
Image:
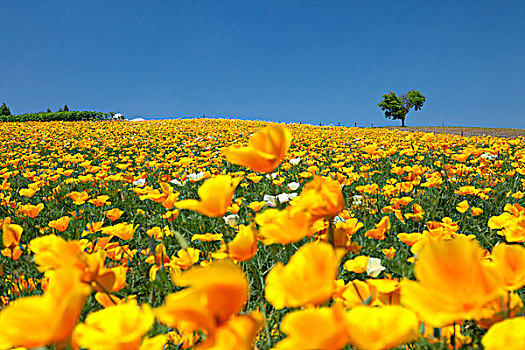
[1,1,524,127]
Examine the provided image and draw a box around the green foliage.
[378,90,426,126]
[63,104,69,112]
[0,102,11,116]
[0,111,114,122]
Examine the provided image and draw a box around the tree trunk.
[401,112,408,127]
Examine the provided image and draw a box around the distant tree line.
[0,102,114,122]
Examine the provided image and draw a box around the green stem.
[327,216,335,248]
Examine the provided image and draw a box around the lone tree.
[378,90,426,127]
[0,102,11,116]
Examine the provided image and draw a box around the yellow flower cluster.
[0,119,525,349]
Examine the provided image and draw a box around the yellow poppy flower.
[482,317,525,350]
[255,207,313,245]
[343,255,369,273]
[456,200,469,213]
[74,300,154,350]
[346,305,419,350]
[274,304,350,350]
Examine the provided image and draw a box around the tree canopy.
[378,90,426,127]
[0,102,11,116]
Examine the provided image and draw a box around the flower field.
[1,118,525,349]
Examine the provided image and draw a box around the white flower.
[265,173,278,180]
[289,157,301,165]
[263,195,278,207]
[223,214,239,227]
[333,216,345,223]
[277,193,291,204]
[188,172,205,182]
[288,193,298,200]
[170,179,187,186]
[287,182,300,191]
[366,258,386,278]
[352,195,363,206]
[132,178,146,186]
[480,153,497,160]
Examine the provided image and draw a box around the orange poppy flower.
[19,187,37,198]
[1,245,23,260]
[382,247,396,259]
[161,209,180,222]
[29,234,85,272]
[274,304,350,349]
[294,176,345,220]
[48,216,72,232]
[175,175,241,217]
[265,242,341,309]
[65,191,91,205]
[156,260,249,333]
[197,313,263,350]
[191,233,223,242]
[476,291,523,329]
[101,222,139,240]
[470,207,483,216]
[0,267,91,349]
[19,203,44,218]
[171,247,201,270]
[401,236,504,327]
[104,208,124,221]
[227,224,258,262]
[365,216,391,240]
[339,279,378,307]
[88,195,111,207]
[490,243,525,291]
[2,217,23,248]
[223,124,292,173]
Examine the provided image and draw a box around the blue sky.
[1,1,524,127]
